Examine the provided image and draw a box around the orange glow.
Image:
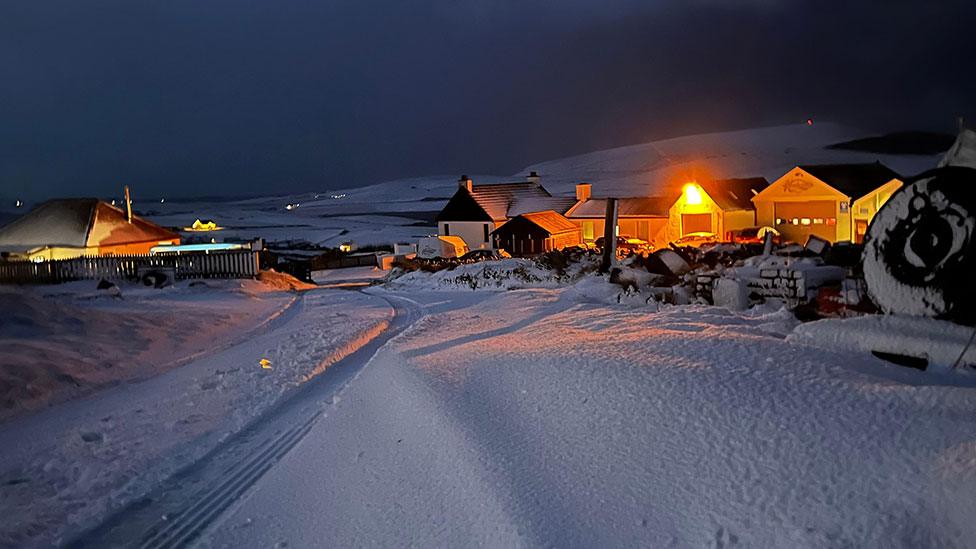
[682,183,703,205]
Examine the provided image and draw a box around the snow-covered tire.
[862,166,976,324]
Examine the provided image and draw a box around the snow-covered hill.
[524,122,941,197]
[140,123,943,247]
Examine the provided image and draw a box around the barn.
[491,211,582,257]
[752,163,902,243]
[0,198,181,261]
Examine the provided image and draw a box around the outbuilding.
[491,211,581,257]
[0,198,181,261]
[752,163,902,243]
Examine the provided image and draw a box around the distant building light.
[806,118,814,126]
[160,198,165,203]
[15,199,22,208]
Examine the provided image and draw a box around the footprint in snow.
[80,431,104,443]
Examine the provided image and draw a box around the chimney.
[458,174,473,192]
[526,171,541,186]
[123,185,133,223]
[575,182,591,201]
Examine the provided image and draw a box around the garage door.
[681,213,712,235]
[774,201,836,243]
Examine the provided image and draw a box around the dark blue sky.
[2,0,974,200]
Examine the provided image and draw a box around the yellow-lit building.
[659,178,769,244]
[752,163,902,243]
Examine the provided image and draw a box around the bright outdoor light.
[683,183,703,205]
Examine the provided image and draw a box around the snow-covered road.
[11,286,976,548]
[0,287,392,547]
[185,289,975,547]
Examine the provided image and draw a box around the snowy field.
[0,286,392,547]
[196,287,976,547]
[131,123,940,249]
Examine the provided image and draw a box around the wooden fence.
[0,251,260,285]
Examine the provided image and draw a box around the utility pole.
[600,198,618,273]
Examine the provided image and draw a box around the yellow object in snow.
[259,358,272,369]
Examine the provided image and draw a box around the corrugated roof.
[508,196,578,217]
[699,177,768,210]
[501,210,579,235]
[567,197,671,218]
[0,198,179,251]
[797,162,901,199]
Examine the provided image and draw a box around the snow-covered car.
[673,232,718,248]
[727,226,780,245]
[417,236,470,259]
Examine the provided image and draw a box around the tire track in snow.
[67,292,423,549]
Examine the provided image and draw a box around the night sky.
[2,0,974,200]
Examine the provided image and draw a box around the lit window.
[792,218,799,225]
[800,218,811,225]
[812,218,824,224]
[826,218,837,226]
[775,218,784,225]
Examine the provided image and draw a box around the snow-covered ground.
[132,123,941,249]
[0,286,392,547]
[193,286,976,547]
[0,280,294,422]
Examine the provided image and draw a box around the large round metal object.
[862,166,976,324]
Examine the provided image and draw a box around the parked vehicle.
[417,236,469,259]
[673,232,718,247]
[727,226,781,245]
[594,235,652,254]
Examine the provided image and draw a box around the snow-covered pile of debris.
[386,255,600,291]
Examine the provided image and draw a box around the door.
[774,201,836,243]
[681,213,712,235]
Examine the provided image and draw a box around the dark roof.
[797,162,901,199]
[492,211,579,237]
[699,177,769,210]
[437,181,567,222]
[567,197,671,218]
[0,198,180,251]
[435,189,492,223]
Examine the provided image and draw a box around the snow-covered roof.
[0,198,180,251]
[436,180,576,223]
[699,177,768,211]
[492,210,579,236]
[567,197,672,218]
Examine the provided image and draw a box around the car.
[594,235,652,254]
[727,226,781,245]
[673,232,718,248]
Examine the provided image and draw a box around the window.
[483,223,490,243]
[443,223,450,236]
[582,221,594,240]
